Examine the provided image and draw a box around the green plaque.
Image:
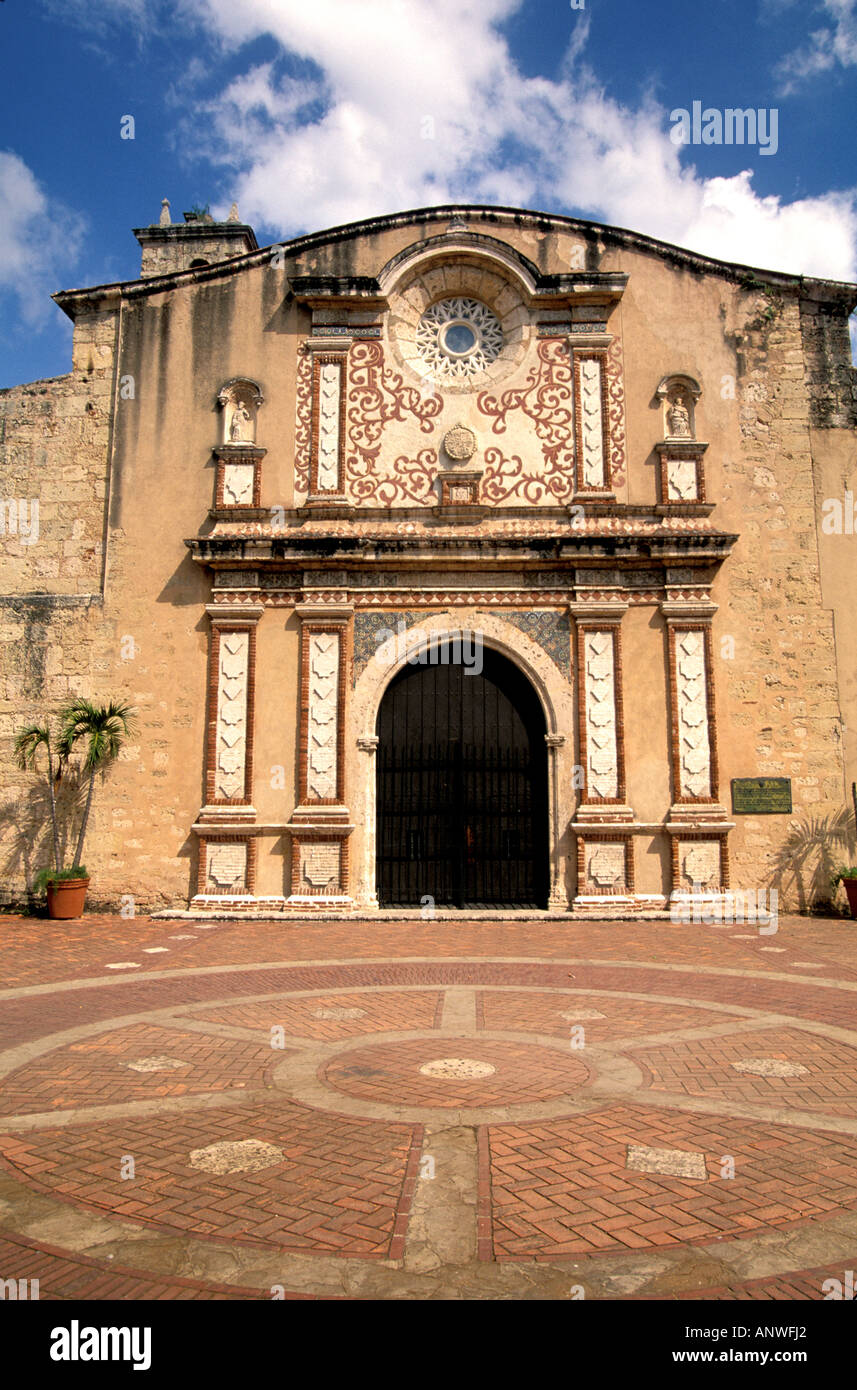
[731,778,792,815]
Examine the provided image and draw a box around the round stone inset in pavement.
[188,1139,284,1174]
[323,1038,591,1109]
[420,1058,496,1079]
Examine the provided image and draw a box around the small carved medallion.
[443,423,477,462]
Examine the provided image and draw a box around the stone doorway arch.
[349,612,575,911]
[375,642,548,908]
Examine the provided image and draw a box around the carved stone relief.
[307,632,339,799]
[300,842,340,893]
[675,629,711,798]
[585,842,626,893]
[218,378,263,447]
[214,630,249,799]
[666,458,698,502]
[584,630,619,798]
[205,841,248,894]
[579,358,606,488]
[222,462,255,506]
[317,361,342,491]
[656,374,701,443]
[680,840,721,891]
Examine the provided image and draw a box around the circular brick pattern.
[3,927,857,1299]
[323,1036,590,1108]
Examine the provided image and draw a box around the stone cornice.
[52,203,857,319]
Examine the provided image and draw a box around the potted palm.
[830,783,857,920]
[831,868,857,919]
[14,699,136,919]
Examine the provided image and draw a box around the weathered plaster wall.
[1,208,854,910]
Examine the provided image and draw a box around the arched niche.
[217,378,264,447]
[655,373,702,440]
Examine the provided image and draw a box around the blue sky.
[0,0,855,387]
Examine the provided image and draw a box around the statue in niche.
[229,400,251,443]
[667,392,693,438]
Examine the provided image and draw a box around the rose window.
[415,298,503,381]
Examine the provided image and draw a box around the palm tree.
[770,803,856,913]
[13,722,63,873]
[57,700,137,869]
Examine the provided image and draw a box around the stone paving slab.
[0,913,856,1300]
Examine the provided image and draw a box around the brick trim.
[666,619,719,805]
[204,611,263,808]
[297,616,351,805]
[308,352,348,501]
[288,832,350,897]
[574,618,626,806]
[196,834,258,896]
[575,833,635,895]
[669,829,730,895]
[572,347,613,496]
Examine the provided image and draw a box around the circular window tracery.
[415,297,503,381]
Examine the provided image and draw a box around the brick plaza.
[0,911,855,1299]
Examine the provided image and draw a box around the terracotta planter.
[46,877,90,920]
[844,879,857,919]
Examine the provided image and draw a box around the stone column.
[304,337,351,505]
[570,332,615,500]
[357,735,380,909]
[192,602,264,906]
[286,600,354,907]
[569,599,635,910]
[545,733,568,910]
[662,599,732,903]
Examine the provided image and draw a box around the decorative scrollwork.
[294,347,313,500]
[606,336,627,489]
[477,339,574,499]
[344,341,442,504]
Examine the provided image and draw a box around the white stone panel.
[307,633,339,799]
[675,630,711,797]
[316,361,342,491]
[585,842,626,893]
[666,458,698,501]
[214,631,249,799]
[679,840,721,891]
[222,461,254,505]
[579,358,605,488]
[584,630,618,798]
[206,840,248,893]
[300,841,340,891]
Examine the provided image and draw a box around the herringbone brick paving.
[482,1104,857,1259]
[1,912,856,1299]
[186,989,444,1039]
[0,1022,280,1116]
[634,1028,857,1117]
[0,1098,420,1258]
[479,989,733,1040]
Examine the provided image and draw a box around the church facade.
[1,202,855,914]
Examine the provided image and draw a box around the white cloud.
[0,152,85,325]
[169,0,857,283]
[776,0,857,92]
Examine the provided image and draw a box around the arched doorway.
[376,642,549,908]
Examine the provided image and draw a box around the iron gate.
[376,646,548,908]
